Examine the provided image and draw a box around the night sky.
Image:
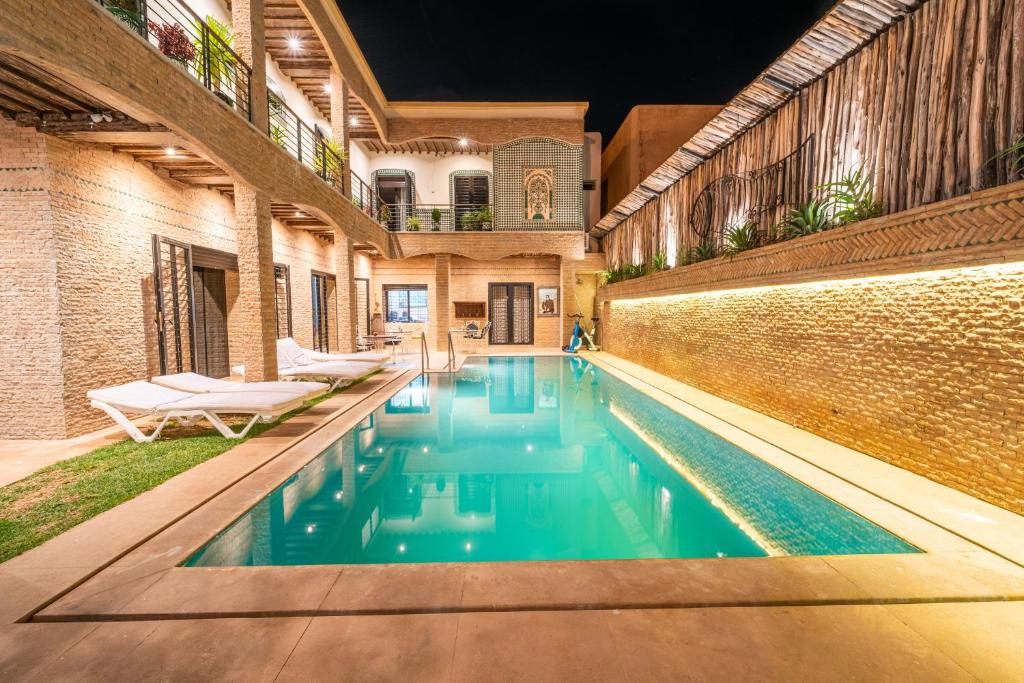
[338,0,833,145]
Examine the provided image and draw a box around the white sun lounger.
[278,337,389,366]
[87,381,306,443]
[232,360,379,392]
[151,372,328,399]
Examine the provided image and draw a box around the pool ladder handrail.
[420,331,430,372]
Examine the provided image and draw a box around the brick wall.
[0,121,336,438]
[598,185,1024,513]
[368,254,565,350]
[0,124,65,437]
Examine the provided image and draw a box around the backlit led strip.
[609,405,785,556]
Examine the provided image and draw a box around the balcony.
[382,203,495,232]
[98,0,252,121]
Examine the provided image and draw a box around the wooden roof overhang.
[591,0,924,239]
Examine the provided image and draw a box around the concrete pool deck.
[1,353,1023,680]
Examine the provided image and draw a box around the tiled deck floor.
[1,354,1023,680]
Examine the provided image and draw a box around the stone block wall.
[598,184,1024,513]
[0,121,336,438]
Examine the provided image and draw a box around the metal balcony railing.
[382,204,495,232]
[268,93,344,188]
[350,172,382,223]
[99,0,252,121]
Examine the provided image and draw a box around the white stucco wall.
[360,151,493,204]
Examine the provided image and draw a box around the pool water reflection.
[187,356,916,566]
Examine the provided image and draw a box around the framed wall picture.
[537,286,559,317]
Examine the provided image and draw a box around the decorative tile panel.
[493,138,582,230]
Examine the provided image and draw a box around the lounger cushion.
[308,350,391,364]
[152,373,328,397]
[87,380,193,413]
[157,391,305,415]
[277,338,311,368]
[279,361,371,380]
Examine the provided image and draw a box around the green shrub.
[778,200,830,238]
[817,166,882,226]
[720,222,760,258]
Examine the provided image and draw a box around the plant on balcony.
[430,208,442,231]
[405,216,422,232]
[313,139,344,186]
[777,199,830,239]
[459,210,481,231]
[679,243,716,266]
[194,16,236,103]
[148,21,197,66]
[477,205,493,230]
[270,124,286,148]
[720,222,760,258]
[818,166,881,226]
[378,203,392,227]
[104,0,145,36]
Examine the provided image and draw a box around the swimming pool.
[187,356,916,566]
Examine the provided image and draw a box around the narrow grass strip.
[0,383,359,564]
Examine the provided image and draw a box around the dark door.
[454,174,489,230]
[488,283,533,345]
[192,267,230,378]
[274,264,292,339]
[152,235,196,374]
[375,172,413,230]
[311,272,333,352]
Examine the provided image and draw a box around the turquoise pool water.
[187,356,917,566]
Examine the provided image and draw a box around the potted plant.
[477,205,493,230]
[148,21,197,67]
[405,215,422,232]
[105,0,145,36]
[378,203,392,228]
[195,17,235,105]
[459,210,480,231]
[430,207,442,231]
[314,139,344,186]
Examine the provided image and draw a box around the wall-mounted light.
[458,138,468,147]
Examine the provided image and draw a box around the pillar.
[435,254,451,352]
[329,69,351,197]
[234,183,278,381]
[232,0,269,132]
[334,231,357,352]
[560,257,578,349]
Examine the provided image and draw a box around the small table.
[364,332,407,362]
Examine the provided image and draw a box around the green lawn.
[0,384,356,564]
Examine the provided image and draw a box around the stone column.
[435,254,451,353]
[232,0,269,132]
[329,69,351,197]
[560,257,578,349]
[334,231,357,352]
[234,183,278,380]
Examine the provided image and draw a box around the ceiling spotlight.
[458,138,468,147]
[164,146,177,157]
[294,210,303,217]
[349,115,359,127]
[323,83,332,94]
[287,37,301,51]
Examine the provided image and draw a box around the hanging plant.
[148,21,197,66]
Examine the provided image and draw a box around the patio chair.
[151,372,329,399]
[87,381,307,443]
[463,321,491,353]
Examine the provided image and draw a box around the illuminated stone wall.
[599,185,1024,513]
[0,120,336,439]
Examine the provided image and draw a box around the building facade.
[0,0,600,439]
